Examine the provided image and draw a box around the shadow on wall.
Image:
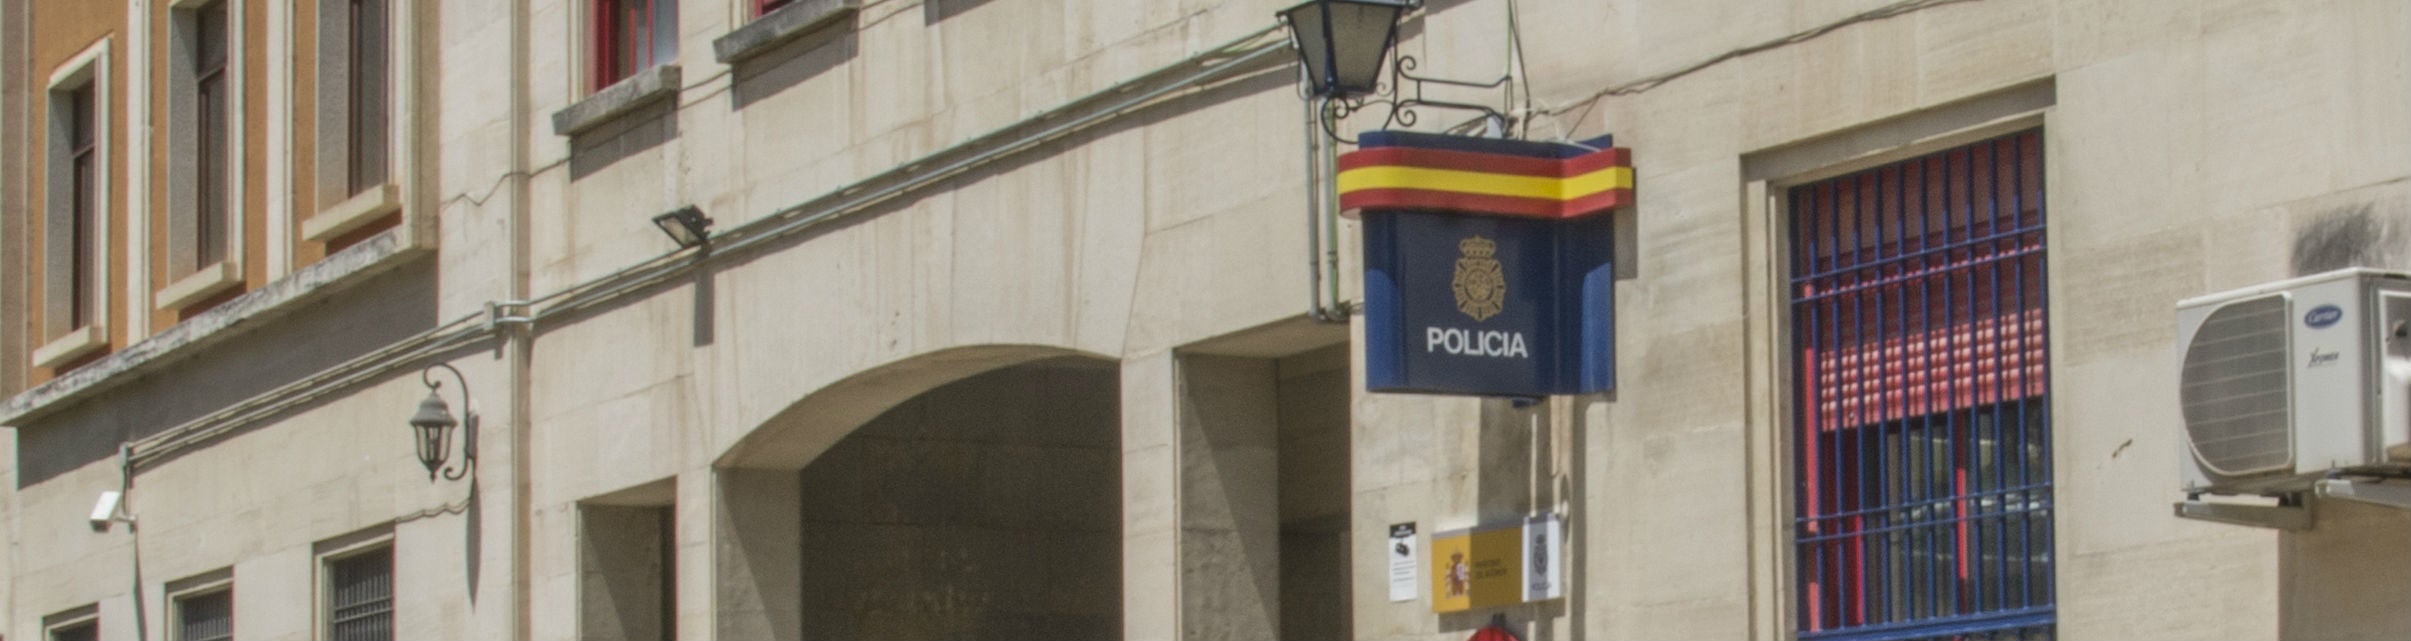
[16,258,444,486]
[730,24,856,110]
[568,100,681,181]
[923,0,996,24]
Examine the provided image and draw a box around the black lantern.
[411,363,477,482]
[652,205,714,249]
[1278,0,1412,98]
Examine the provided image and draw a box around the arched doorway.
[791,356,1122,639]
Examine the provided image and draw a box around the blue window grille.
[1790,131,2051,641]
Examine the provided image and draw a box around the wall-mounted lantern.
[1277,0,1413,99]
[410,363,477,482]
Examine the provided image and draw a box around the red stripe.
[1338,146,1633,177]
[1336,147,1569,176]
[1560,189,1634,217]
[1340,188,1568,219]
[1343,187,1633,220]
[1561,147,1634,175]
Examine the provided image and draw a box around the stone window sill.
[1,225,429,424]
[155,260,243,312]
[552,64,682,137]
[713,0,860,64]
[31,325,106,370]
[303,183,401,242]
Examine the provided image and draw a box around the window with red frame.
[755,0,792,16]
[591,0,677,91]
[1790,130,2052,641]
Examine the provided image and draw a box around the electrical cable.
[1536,0,1983,130]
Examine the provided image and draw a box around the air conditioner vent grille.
[2181,294,2293,477]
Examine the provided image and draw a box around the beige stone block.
[2328,0,2411,192]
[2058,228,2203,365]
[2051,45,2206,248]
[2200,4,2336,213]
[2058,534,2277,640]
[2056,353,2202,557]
[2053,0,2202,71]
[1913,0,2049,106]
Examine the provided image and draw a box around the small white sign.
[1523,513,1563,602]
[1388,522,1419,602]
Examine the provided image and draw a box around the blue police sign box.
[1342,132,1630,396]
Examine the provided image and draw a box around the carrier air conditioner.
[2177,268,2411,496]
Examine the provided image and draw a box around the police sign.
[1343,131,1631,396]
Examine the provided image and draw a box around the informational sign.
[1430,513,1566,613]
[1389,522,1419,602]
[1523,513,1562,602]
[1342,131,1631,397]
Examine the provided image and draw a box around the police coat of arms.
[1452,235,1506,321]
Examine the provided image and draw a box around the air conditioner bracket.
[2173,498,2311,531]
[2314,478,2411,511]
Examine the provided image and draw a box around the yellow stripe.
[1338,165,1633,201]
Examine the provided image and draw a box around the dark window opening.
[347,0,389,194]
[66,84,97,329]
[193,0,230,267]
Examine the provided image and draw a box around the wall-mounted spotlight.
[410,363,477,482]
[89,490,134,532]
[653,205,714,249]
[1277,0,1413,99]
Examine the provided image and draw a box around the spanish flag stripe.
[1339,188,1568,219]
[1337,165,1635,201]
[1337,147,1574,176]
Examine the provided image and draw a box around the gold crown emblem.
[1458,235,1496,259]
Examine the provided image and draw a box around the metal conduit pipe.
[125,23,1295,465]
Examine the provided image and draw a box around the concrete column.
[2279,502,2411,640]
[712,468,801,641]
[1122,352,1282,641]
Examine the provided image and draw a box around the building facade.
[1,0,2407,639]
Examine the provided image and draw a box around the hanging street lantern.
[1277,0,1413,98]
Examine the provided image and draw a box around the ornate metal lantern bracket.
[1316,53,1514,144]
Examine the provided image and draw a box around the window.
[591,0,676,90]
[327,546,395,641]
[49,620,98,641]
[755,0,791,16]
[39,40,111,368]
[343,0,388,195]
[177,0,233,270]
[305,0,402,245]
[176,588,235,641]
[1790,131,2051,641]
[61,84,100,330]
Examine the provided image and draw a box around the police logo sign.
[1452,236,1506,321]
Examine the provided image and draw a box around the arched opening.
[792,356,1122,639]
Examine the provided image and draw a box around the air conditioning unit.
[2178,268,2411,495]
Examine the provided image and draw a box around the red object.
[1468,614,1521,641]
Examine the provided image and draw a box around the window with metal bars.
[327,546,394,641]
[590,0,677,91]
[176,589,234,641]
[1789,130,2052,641]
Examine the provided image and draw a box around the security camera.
[89,490,130,532]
